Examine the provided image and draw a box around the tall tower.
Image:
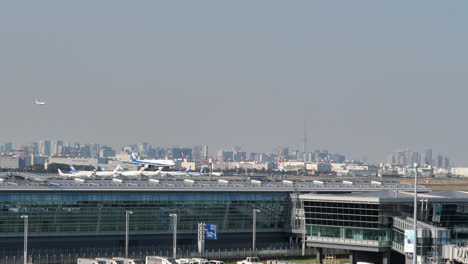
[303,121,307,162]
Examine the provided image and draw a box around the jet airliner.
[35,99,46,105]
[114,165,145,177]
[128,149,175,167]
[68,165,95,177]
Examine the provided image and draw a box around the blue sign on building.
[206,224,217,240]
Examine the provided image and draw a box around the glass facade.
[0,191,290,236]
[302,197,468,251]
[303,201,392,243]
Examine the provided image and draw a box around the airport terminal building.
[0,173,468,264]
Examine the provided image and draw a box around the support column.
[349,251,355,264]
[382,251,391,264]
[315,248,323,264]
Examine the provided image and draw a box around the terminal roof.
[299,190,468,203]
[0,173,427,193]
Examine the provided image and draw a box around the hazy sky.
[1,1,467,164]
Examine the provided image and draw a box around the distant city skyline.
[1,1,468,164]
[0,138,456,168]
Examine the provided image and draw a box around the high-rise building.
[331,154,346,163]
[443,156,450,169]
[276,147,289,160]
[435,155,444,168]
[423,149,433,166]
[137,143,149,156]
[233,151,247,162]
[217,150,234,162]
[410,151,421,166]
[3,142,13,153]
[202,145,208,161]
[50,140,64,156]
[170,147,192,160]
[396,151,407,166]
[99,146,116,158]
[39,140,51,156]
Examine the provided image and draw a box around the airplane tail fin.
[113,166,120,173]
[199,168,204,173]
[58,169,63,175]
[69,165,78,173]
[128,149,138,162]
[98,166,106,172]
[139,167,145,172]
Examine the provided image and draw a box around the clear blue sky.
[1,1,467,164]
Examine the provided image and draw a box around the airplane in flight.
[115,165,145,177]
[35,99,46,105]
[68,165,95,177]
[127,149,175,168]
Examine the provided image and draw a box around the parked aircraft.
[141,168,160,177]
[57,169,77,177]
[115,165,145,177]
[95,166,119,177]
[186,168,205,176]
[68,165,94,177]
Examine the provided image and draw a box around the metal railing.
[0,246,316,264]
[307,236,390,247]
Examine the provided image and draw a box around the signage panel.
[206,224,217,240]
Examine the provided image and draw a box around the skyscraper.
[423,149,433,166]
[39,140,51,156]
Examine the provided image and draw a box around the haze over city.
[1,1,468,164]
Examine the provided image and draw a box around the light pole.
[252,209,260,252]
[21,215,28,264]
[413,163,418,264]
[170,213,177,259]
[125,210,133,258]
[301,212,306,256]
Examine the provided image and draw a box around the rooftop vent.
[149,179,160,184]
[313,180,324,185]
[251,179,261,185]
[218,179,229,184]
[112,178,124,184]
[184,179,195,184]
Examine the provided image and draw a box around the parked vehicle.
[77,259,106,264]
[175,259,195,264]
[113,257,143,264]
[237,257,261,264]
[146,256,177,264]
[209,260,225,264]
[95,258,124,264]
[191,258,209,264]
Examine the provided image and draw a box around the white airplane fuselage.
[128,150,175,167]
[115,166,144,177]
[159,171,187,176]
[95,171,116,177]
[142,170,160,177]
